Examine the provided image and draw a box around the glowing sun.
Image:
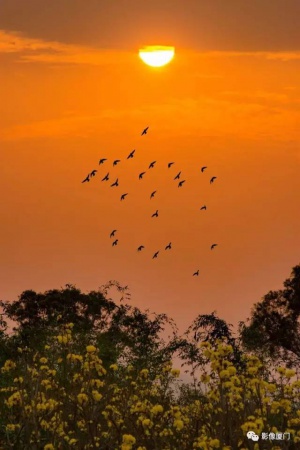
[139,46,175,68]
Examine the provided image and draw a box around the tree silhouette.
[239,264,300,365]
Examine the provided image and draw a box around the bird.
[201,166,207,172]
[141,126,149,136]
[90,170,97,177]
[168,162,174,168]
[112,239,118,246]
[152,251,159,259]
[210,176,217,184]
[137,245,145,251]
[193,270,199,276]
[110,230,117,238]
[178,180,186,187]
[149,161,156,169]
[174,171,181,180]
[82,175,90,183]
[165,242,172,250]
[200,205,207,210]
[111,178,119,187]
[139,172,146,180]
[127,150,135,159]
[150,190,157,199]
[120,193,128,201]
[99,158,107,165]
[113,159,120,166]
[151,210,159,218]
[211,244,218,250]
[102,172,109,182]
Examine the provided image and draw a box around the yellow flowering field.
[1,323,300,449]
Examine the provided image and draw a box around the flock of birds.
[82,126,218,276]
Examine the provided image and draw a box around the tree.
[239,264,300,366]
[0,283,178,375]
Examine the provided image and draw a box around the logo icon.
[247,431,259,441]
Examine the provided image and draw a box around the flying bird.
[193,270,199,276]
[127,150,135,159]
[149,161,156,169]
[201,166,207,172]
[178,180,186,187]
[165,242,172,250]
[141,126,149,136]
[211,244,218,250]
[102,173,109,182]
[112,239,118,246]
[110,230,117,238]
[152,251,159,259]
[168,162,174,168]
[90,170,97,177]
[99,158,107,165]
[120,193,128,201]
[174,171,181,180]
[111,178,119,187]
[113,159,120,166]
[200,205,207,210]
[139,172,146,179]
[82,175,90,183]
[151,210,159,218]
[137,245,145,251]
[150,190,157,199]
[210,176,217,184]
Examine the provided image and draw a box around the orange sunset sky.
[0,0,300,334]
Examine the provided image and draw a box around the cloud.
[1,29,300,66]
[0,29,132,65]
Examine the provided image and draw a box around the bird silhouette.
[102,172,109,182]
[120,193,128,201]
[178,180,186,187]
[210,176,217,184]
[112,239,118,246]
[200,205,207,210]
[211,244,218,250]
[141,126,149,136]
[127,150,135,159]
[150,190,157,199]
[174,171,181,180]
[193,270,199,276]
[90,170,97,177]
[110,230,117,238]
[151,210,159,218]
[82,175,90,183]
[165,242,172,250]
[137,245,145,251]
[201,166,207,172]
[139,172,146,179]
[111,178,119,187]
[168,162,174,168]
[113,159,120,166]
[152,251,159,259]
[99,158,107,165]
[149,161,156,169]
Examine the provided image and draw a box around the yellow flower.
[92,390,102,401]
[174,419,184,430]
[77,393,88,405]
[110,364,118,371]
[171,368,180,377]
[39,357,48,364]
[151,404,164,414]
[44,445,55,450]
[86,345,97,353]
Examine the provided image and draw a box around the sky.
[0,0,300,338]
